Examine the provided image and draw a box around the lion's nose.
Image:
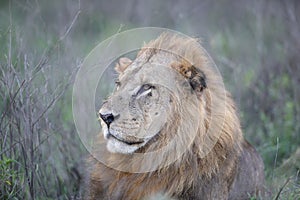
[99,112,115,126]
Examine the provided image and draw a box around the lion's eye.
[115,80,121,86]
[137,84,154,97]
[142,84,152,90]
[114,80,121,91]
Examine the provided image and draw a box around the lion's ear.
[115,57,132,74]
[171,61,207,95]
[188,65,207,94]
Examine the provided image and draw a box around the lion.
[86,33,265,200]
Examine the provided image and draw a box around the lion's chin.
[106,137,148,154]
[103,129,149,154]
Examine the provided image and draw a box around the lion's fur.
[87,33,265,199]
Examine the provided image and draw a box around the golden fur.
[86,33,265,200]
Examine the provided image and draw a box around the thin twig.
[0,80,25,127]
[274,177,291,200]
[59,9,81,41]
[32,0,81,76]
[272,137,279,182]
[8,0,12,69]
[106,23,125,48]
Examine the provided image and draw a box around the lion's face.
[99,62,175,154]
[99,48,207,155]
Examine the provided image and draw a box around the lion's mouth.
[107,132,145,145]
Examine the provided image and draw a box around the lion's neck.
[91,137,241,199]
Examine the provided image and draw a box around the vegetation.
[0,0,299,199]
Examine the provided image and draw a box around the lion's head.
[99,33,240,161]
[99,58,176,154]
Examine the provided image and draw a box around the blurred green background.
[0,0,299,199]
